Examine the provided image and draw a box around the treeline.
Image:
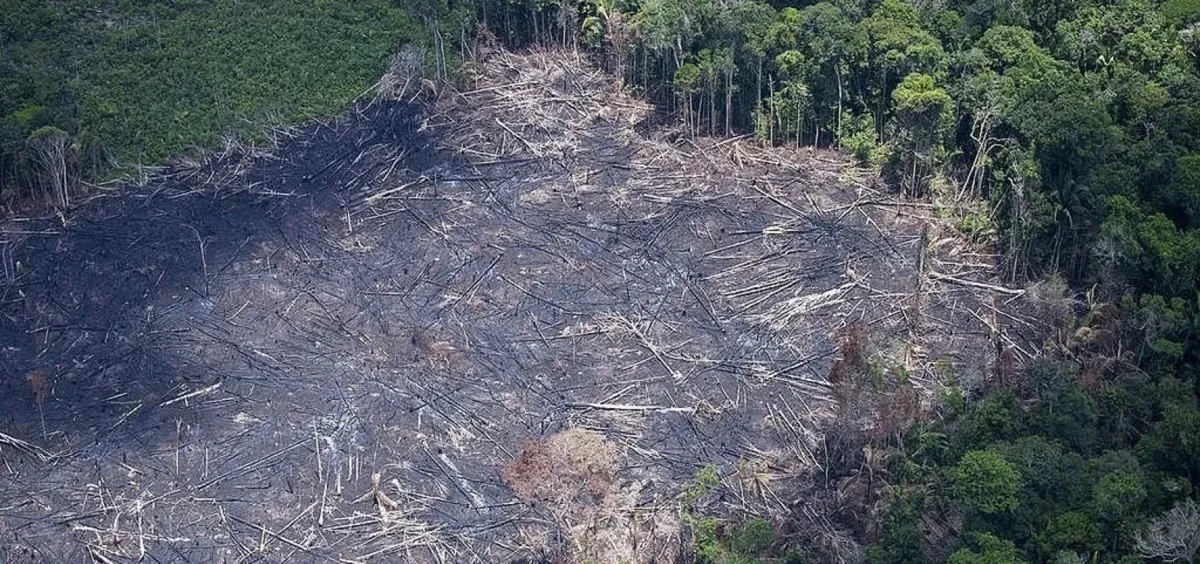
[454,0,1200,283]
[436,0,1200,561]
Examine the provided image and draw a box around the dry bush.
[817,323,932,545]
[27,369,50,436]
[26,370,49,406]
[920,502,963,563]
[1025,276,1075,345]
[821,529,866,564]
[375,44,427,101]
[503,429,679,563]
[471,23,501,61]
[871,384,921,444]
[504,427,618,509]
[829,324,869,408]
[823,324,875,483]
[409,328,464,369]
[993,343,1017,388]
[1026,277,1126,392]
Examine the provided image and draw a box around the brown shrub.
[26,370,49,407]
[503,428,618,510]
[872,383,921,444]
[829,323,869,411]
[504,429,669,562]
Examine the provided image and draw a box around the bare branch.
[1135,498,1200,563]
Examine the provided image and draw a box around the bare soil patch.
[0,49,1044,562]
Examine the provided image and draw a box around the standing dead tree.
[26,370,50,438]
[25,126,76,210]
[373,45,428,102]
[1135,498,1200,564]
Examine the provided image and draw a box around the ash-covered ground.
[0,49,1044,562]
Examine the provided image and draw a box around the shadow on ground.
[0,51,1041,562]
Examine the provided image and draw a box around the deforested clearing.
[0,49,1044,562]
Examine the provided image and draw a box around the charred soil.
[0,49,1045,562]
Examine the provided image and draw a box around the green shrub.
[956,210,996,242]
[687,463,721,507]
[840,111,887,166]
[727,518,773,555]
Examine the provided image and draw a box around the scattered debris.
[0,48,1045,560]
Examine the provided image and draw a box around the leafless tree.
[1135,498,1200,564]
[25,126,76,210]
[375,45,427,101]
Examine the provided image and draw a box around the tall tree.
[890,72,952,195]
[860,0,946,139]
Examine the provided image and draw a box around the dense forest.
[4,0,1200,562]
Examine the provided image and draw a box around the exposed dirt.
[0,49,1046,562]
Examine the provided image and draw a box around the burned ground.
[0,50,1045,562]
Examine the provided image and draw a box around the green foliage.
[840,111,884,165]
[861,0,945,78]
[1124,294,1195,368]
[765,81,811,145]
[892,74,954,117]
[952,450,1024,514]
[1095,374,1155,450]
[992,437,1088,515]
[82,1,423,165]
[973,25,1052,71]
[1056,0,1173,74]
[687,463,720,508]
[866,492,927,564]
[1137,400,1200,479]
[862,352,1186,559]
[1097,196,1200,296]
[1168,154,1200,228]
[1025,362,1098,451]
[948,533,1028,564]
[684,464,778,563]
[1091,470,1149,539]
[1039,511,1103,555]
[692,516,727,563]
[727,518,773,556]
[691,516,775,564]
[675,64,703,92]
[949,389,1027,457]
[26,126,69,144]
[2,0,426,193]
[877,356,1197,563]
[956,210,996,243]
[1162,0,1200,26]
[890,72,953,193]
